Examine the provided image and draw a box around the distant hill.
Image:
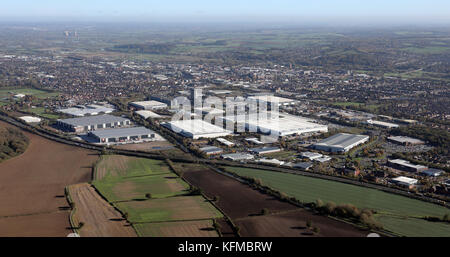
[0,126,29,162]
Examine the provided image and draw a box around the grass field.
[94,155,171,180]
[133,220,218,237]
[224,167,450,237]
[20,107,61,119]
[93,173,189,202]
[93,155,222,237]
[0,87,59,99]
[116,196,223,223]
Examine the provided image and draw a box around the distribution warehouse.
[218,112,328,137]
[57,104,115,117]
[312,133,369,153]
[164,119,232,139]
[88,127,157,144]
[56,114,131,133]
[130,100,168,110]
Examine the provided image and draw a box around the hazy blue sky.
[1,0,449,24]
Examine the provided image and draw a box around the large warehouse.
[218,112,328,137]
[311,133,369,153]
[57,104,115,117]
[56,114,131,133]
[130,100,168,110]
[88,127,156,144]
[164,119,233,139]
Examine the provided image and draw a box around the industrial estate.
[0,16,448,240]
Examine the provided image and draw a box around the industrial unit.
[221,152,254,161]
[56,114,131,133]
[130,100,168,110]
[199,146,224,155]
[387,136,424,146]
[249,147,281,155]
[57,104,115,117]
[391,176,418,189]
[366,119,399,129]
[218,112,328,137]
[387,159,428,173]
[164,119,233,139]
[88,127,156,144]
[311,133,370,153]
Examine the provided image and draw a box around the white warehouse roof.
[165,119,233,139]
[89,127,155,139]
[312,133,369,152]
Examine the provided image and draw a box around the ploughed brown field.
[0,121,99,237]
[67,183,136,237]
[179,163,367,237]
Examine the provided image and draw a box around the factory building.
[387,136,424,146]
[391,176,418,189]
[221,153,254,161]
[366,120,399,129]
[311,133,370,153]
[129,100,168,110]
[387,159,428,173]
[56,115,131,133]
[199,146,224,155]
[57,104,115,117]
[249,147,281,155]
[163,119,233,139]
[218,112,328,137]
[88,127,156,144]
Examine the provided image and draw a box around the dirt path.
[0,121,99,236]
[68,183,136,237]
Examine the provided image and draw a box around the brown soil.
[180,164,367,237]
[0,121,99,236]
[68,183,136,237]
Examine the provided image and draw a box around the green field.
[224,167,450,237]
[20,107,61,119]
[116,196,223,223]
[93,155,223,237]
[0,87,59,99]
[93,173,189,202]
[94,155,171,180]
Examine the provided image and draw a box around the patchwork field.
[0,120,98,236]
[67,183,136,237]
[178,163,366,237]
[224,167,450,237]
[93,155,223,237]
[133,220,218,237]
[0,87,59,99]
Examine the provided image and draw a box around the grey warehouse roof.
[315,133,369,149]
[58,114,129,127]
[89,127,154,138]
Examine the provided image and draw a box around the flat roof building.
[221,152,254,161]
[57,115,130,133]
[250,147,281,155]
[88,127,156,144]
[300,151,323,160]
[164,119,233,139]
[391,176,418,189]
[216,138,234,147]
[19,116,41,123]
[199,146,223,155]
[366,120,399,129]
[419,168,444,177]
[312,133,369,153]
[135,110,162,119]
[57,104,115,117]
[130,100,168,110]
[387,159,427,173]
[218,112,328,137]
[387,136,424,146]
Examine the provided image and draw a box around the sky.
[1,0,449,25]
